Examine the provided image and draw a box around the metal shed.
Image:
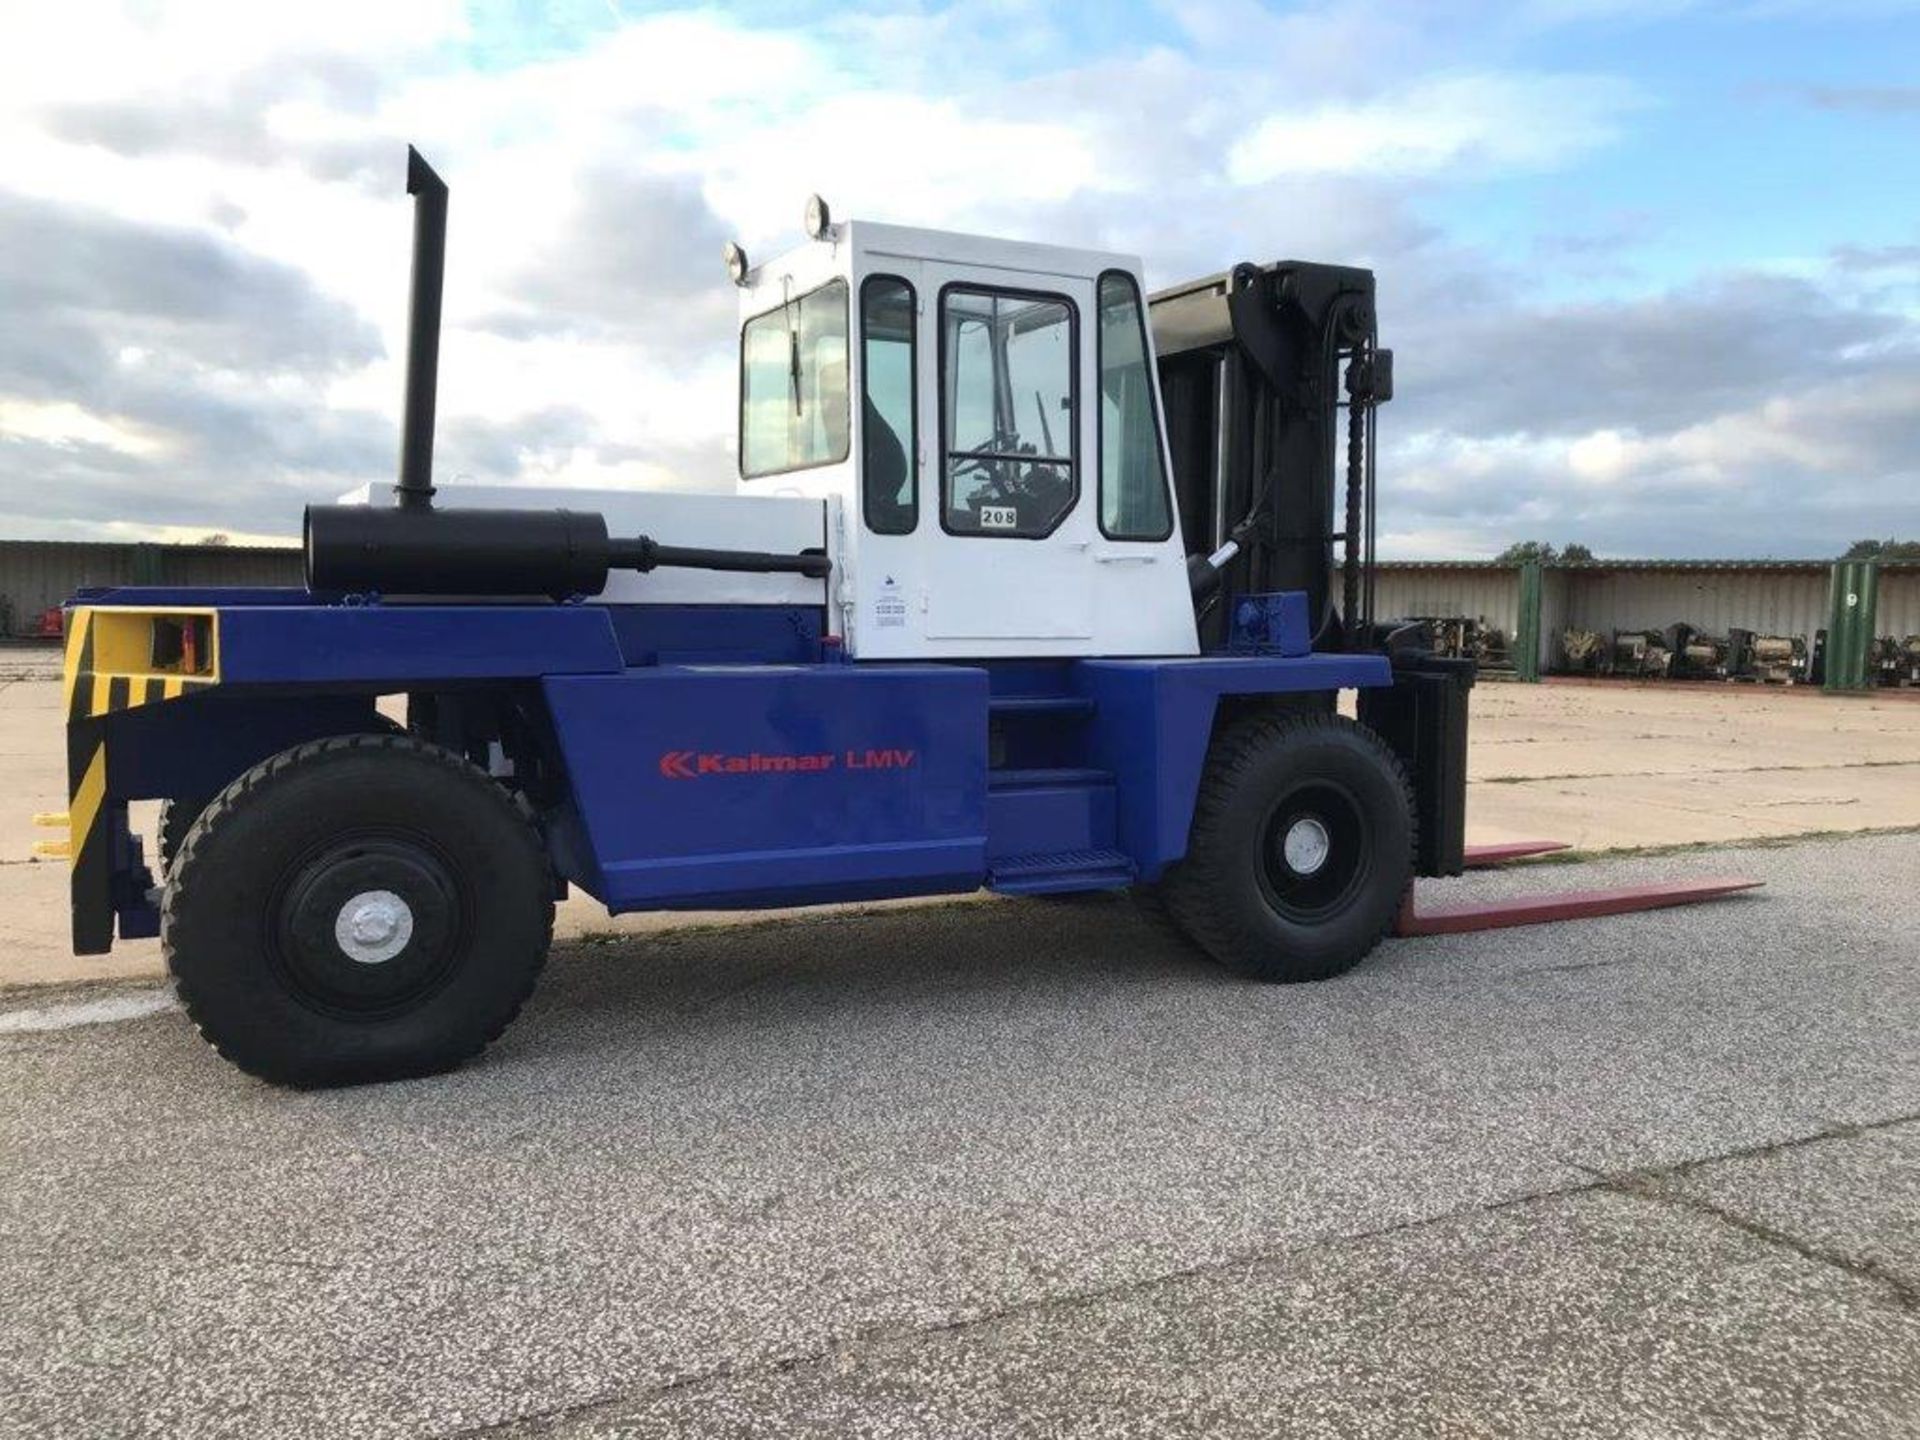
[1559,560,1833,640]
[0,540,300,636]
[1363,557,1920,688]
[1879,564,1920,640]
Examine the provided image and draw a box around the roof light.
[724,241,749,287]
[804,194,832,241]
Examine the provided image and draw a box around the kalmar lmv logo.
[658,748,915,780]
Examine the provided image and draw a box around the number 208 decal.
[978,505,1018,530]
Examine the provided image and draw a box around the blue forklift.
[47,152,1753,1086]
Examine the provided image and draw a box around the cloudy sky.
[2,0,1915,558]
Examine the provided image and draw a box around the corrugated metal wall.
[1371,566,1524,638]
[161,546,305,589]
[0,541,300,634]
[1561,568,1831,641]
[1879,565,1920,639]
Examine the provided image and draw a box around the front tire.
[163,733,554,1088]
[1165,713,1414,983]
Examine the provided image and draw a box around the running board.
[991,848,1135,895]
[1463,840,1569,868]
[1395,877,1763,937]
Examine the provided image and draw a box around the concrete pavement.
[4,831,1918,1438]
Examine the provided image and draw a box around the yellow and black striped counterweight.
[56,606,221,953]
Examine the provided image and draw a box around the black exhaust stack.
[304,146,829,600]
[396,146,447,513]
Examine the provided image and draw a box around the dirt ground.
[3,647,1916,989]
[1465,677,1920,849]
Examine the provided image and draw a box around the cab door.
[919,266,1098,650]
[1083,268,1195,656]
[846,257,1195,660]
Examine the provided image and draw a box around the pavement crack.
[1609,1177,1920,1312]
[1555,1111,1920,1313]
[438,1172,1612,1438]
[1524,960,1621,977]
[1637,1109,1920,1180]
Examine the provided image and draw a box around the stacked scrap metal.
[1407,616,1513,672]
[1607,629,1672,678]
[1729,629,1809,684]
[1872,636,1920,687]
[1560,628,1605,673]
[1665,623,1732,680]
[1559,625,1812,683]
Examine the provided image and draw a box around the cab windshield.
[740,279,850,478]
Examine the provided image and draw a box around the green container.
[1823,559,1880,691]
[1513,559,1542,682]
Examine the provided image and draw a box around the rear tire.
[1165,713,1413,983]
[157,715,401,875]
[156,797,204,875]
[163,733,554,1088]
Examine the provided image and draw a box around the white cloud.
[0,399,168,458]
[1228,72,1643,182]
[0,1,1912,559]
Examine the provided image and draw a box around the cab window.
[940,287,1076,538]
[740,279,849,478]
[1096,271,1174,540]
[861,275,917,534]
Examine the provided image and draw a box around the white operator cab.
[732,215,1201,661]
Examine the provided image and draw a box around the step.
[988,767,1113,792]
[988,847,1136,895]
[988,694,1095,719]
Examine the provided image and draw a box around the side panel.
[215,604,624,685]
[605,605,824,666]
[542,665,988,910]
[1076,653,1392,881]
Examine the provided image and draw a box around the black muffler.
[305,505,611,600]
[304,504,831,599]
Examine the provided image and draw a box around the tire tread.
[163,732,553,1086]
[1163,711,1416,981]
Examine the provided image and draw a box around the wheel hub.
[274,839,461,1014]
[334,889,415,965]
[1280,816,1331,876]
[1257,781,1370,922]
